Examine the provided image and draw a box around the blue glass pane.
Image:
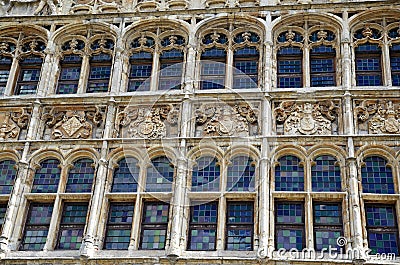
[191,202,218,223]
[275,155,304,191]
[0,160,17,194]
[112,157,139,193]
[201,48,226,58]
[189,229,216,250]
[59,67,80,81]
[57,83,78,94]
[276,203,303,224]
[355,44,380,52]
[130,64,152,78]
[368,232,399,255]
[141,229,166,250]
[89,66,111,79]
[278,47,302,55]
[361,156,394,194]
[160,49,183,59]
[141,203,169,250]
[192,156,220,192]
[57,203,88,250]
[314,204,341,225]
[66,158,94,193]
[315,231,342,251]
[311,155,341,192]
[356,75,382,86]
[366,205,396,227]
[227,203,253,223]
[143,203,169,224]
[189,202,218,251]
[17,84,37,95]
[130,52,152,60]
[278,76,302,88]
[311,75,335,87]
[234,61,258,75]
[160,63,182,77]
[278,60,302,73]
[310,45,334,53]
[32,159,61,193]
[104,203,134,250]
[227,156,255,191]
[234,47,259,56]
[311,59,334,73]
[226,229,252,251]
[146,156,174,192]
[356,58,380,71]
[276,229,303,250]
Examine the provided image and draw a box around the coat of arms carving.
[195,102,258,137]
[274,101,338,135]
[355,100,400,134]
[116,104,179,139]
[42,106,105,139]
[0,108,30,140]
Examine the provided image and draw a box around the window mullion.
[382,40,392,86]
[303,45,310,87]
[225,48,234,89]
[150,50,159,91]
[77,55,90,94]
[305,194,313,249]
[4,57,18,96]
[43,195,62,250]
[129,195,142,250]
[216,196,226,250]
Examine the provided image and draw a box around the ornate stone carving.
[195,102,258,137]
[274,101,338,135]
[0,108,30,140]
[116,105,179,139]
[5,0,59,15]
[355,100,400,134]
[42,106,105,139]
[69,0,122,14]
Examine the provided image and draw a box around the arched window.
[0,159,17,194]
[31,159,61,193]
[146,156,174,192]
[361,156,394,194]
[227,156,255,191]
[191,156,220,192]
[275,155,304,191]
[65,158,95,193]
[311,155,341,192]
[159,35,185,90]
[111,157,139,193]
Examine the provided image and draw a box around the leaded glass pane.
[275,155,304,191]
[140,203,169,250]
[315,231,342,251]
[143,203,169,223]
[366,205,396,227]
[312,155,341,192]
[276,229,304,250]
[21,203,53,251]
[57,203,88,250]
[128,52,152,92]
[192,156,220,192]
[226,202,253,251]
[111,157,139,193]
[189,202,218,250]
[368,232,399,255]
[66,158,94,193]
[355,44,382,86]
[189,229,216,251]
[227,156,255,192]
[104,203,134,250]
[146,156,174,192]
[0,159,16,194]
[0,204,6,230]
[314,204,341,225]
[191,203,218,223]
[390,45,400,86]
[276,203,303,224]
[361,156,394,194]
[31,159,61,193]
[313,203,343,251]
[200,48,226,89]
[141,229,166,250]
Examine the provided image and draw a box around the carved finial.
[211,31,220,43]
[69,38,78,50]
[98,37,107,49]
[362,26,373,38]
[285,30,295,42]
[29,40,38,51]
[0,42,8,54]
[138,34,147,47]
[242,32,251,42]
[317,30,327,40]
[169,35,177,45]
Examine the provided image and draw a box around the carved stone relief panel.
[194,101,259,137]
[355,99,400,134]
[41,106,106,140]
[0,107,31,140]
[274,100,339,135]
[115,104,180,139]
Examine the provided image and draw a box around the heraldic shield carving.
[274,101,338,135]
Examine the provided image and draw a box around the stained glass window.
[21,203,53,251]
[311,155,341,192]
[310,45,336,87]
[227,156,255,192]
[0,159,17,194]
[314,203,343,251]
[0,204,6,231]
[65,158,94,193]
[0,56,12,95]
[104,203,134,250]
[390,44,400,86]
[188,202,218,251]
[275,202,304,250]
[146,156,174,192]
[86,53,111,93]
[57,203,88,250]
[365,205,399,255]
[159,49,183,90]
[355,44,382,86]
[233,47,259,89]
[111,157,139,193]
[192,156,220,192]
[200,48,226,89]
[361,156,395,194]
[277,47,302,88]
[31,159,61,193]
[275,155,304,191]
[129,51,152,92]
[140,202,169,250]
[57,54,82,94]
[15,56,43,95]
[226,202,253,251]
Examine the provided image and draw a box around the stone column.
[110,39,124,94]
[37,46,54,97]
[80,98,116,258]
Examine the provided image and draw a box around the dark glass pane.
[32,159,61,193]
[227,156,255,192]
[66,158,94,193]
[366,205,396,227]
[361,156,394,194]
[104,203,134,250]
[192,156,220,192]
[315,230,342,251]
[276,229,304,250]
[0,160,17,194]
[112,157,139,193]
[146,156,174,192]
[311,155,341,192]
[0,204,6,230]
[140,203,169,250]
[275,155,304,191]
[191,203,218,224]
[57,203,88,250]
[368,232,399,255]
[189,202,218,251]
[276,203,303,224]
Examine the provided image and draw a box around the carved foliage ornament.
[116,105,179,139]
[195,103,258,136]
[0,108,30,140]
[43,106,105,139]
[275,101,338,135]
[355,100,400,134]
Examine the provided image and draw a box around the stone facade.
[0,0,398,265]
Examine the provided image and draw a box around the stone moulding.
[0,108,31,140]
[42,106,105,139]
[194,102,259,137]
[115,104,179,139]
[274,100,339,135]
[355,99,400,134]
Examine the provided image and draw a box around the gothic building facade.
[0,0,398,264]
